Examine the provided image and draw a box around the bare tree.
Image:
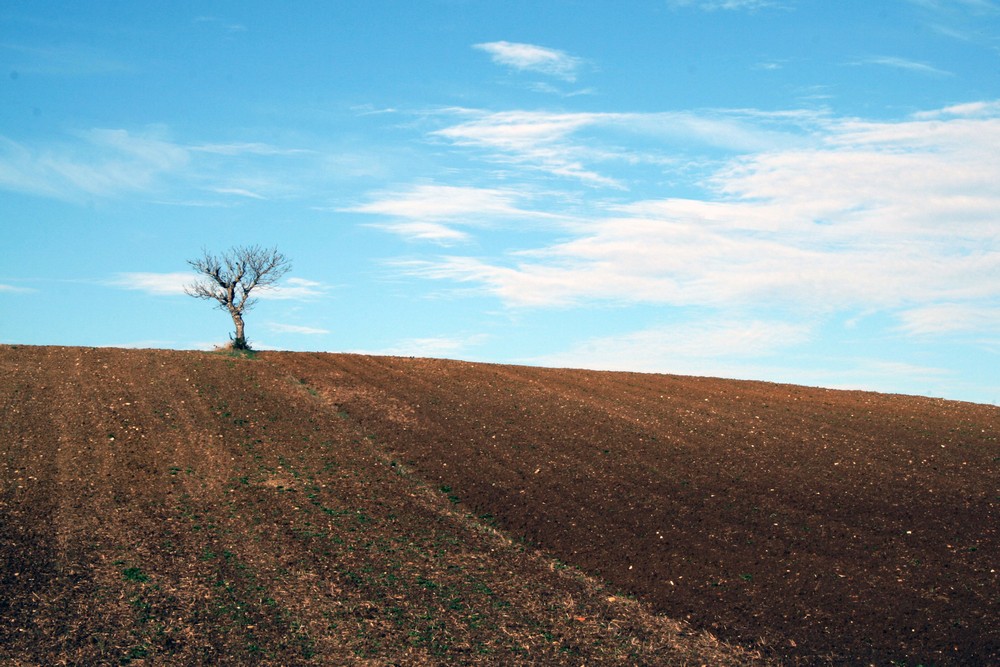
[185,245,291,350]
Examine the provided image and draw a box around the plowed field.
[2,345,997,665]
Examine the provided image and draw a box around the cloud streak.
[268,323,330,335]
[896,303,1000,336]
[0,130,322,204]
[348,184,529,220]
[855,56,953,76]
[405,102,1000,339]
[357,334,490,359]
[432,109,618,186]
[534,318,813,377]
[257,278,328,300]
[111,273,328,301]
[110,272,193,296]
[348,183,559,243]
[474,41,585,81]
[667,0,783,10]
[429,108,816,187]
[0,284,36,294]
[0,130,189,201]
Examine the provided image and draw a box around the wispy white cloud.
[348,184,528,220]
[347,183,556,243]
[405,102,1000,340]
[268,323,330,335]
[537,318,812,372]
[525,81,598,97]
[535,323,970,399]
[474,41,585,81]
[209,187,267,200]
[430,108,814,187]
[189,142,312,156]
[904,0,1000,42]
[773,358,959,397]
[0,129,189,200]
[754,60,786,71]
[110,272,193,296]
[351,104,399,116]
[150,197,243,208]
[807,358,960,398]
[257,278,328,300]
[193,16,247,34]
[374,222,471,244]
[0,129,324,204]
[432,109,617,186]
[110,273,329,301]
[905,0,1000,16]
[0,283,36,294]
[913,100,1000,119]
[854,55,953,77]
[358,334,490,359]
[667,0,784,11]
[896,303,1000,336]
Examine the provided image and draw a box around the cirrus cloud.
[257,278,328,300]
[0,283,36,294]
[268,323,330,335]
[474,41,585,81]
[667,0,784,10]
[403,101,1000,341]
[347,183,560,244]
[429,107,817,188]
[111,273,329,301]
[534,318,812,375]
[109,272,193,296]
[0,129,189,201]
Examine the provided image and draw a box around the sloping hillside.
[2,346,997,665]
[264,352,1000,666]
[0,345,760,666]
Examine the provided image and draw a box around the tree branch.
[185,245,292,325]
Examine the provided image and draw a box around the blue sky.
[2,0,998,405]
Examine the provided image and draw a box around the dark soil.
[2,345,997,665]
[0,345,760,666]
[273,352,999,666]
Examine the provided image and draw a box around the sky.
[1,0,998,405]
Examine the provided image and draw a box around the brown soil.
[273,352,999,666]
[2,346,997,665]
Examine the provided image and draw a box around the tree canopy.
[185,245,291,350]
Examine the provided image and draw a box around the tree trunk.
[231,311,248,349]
